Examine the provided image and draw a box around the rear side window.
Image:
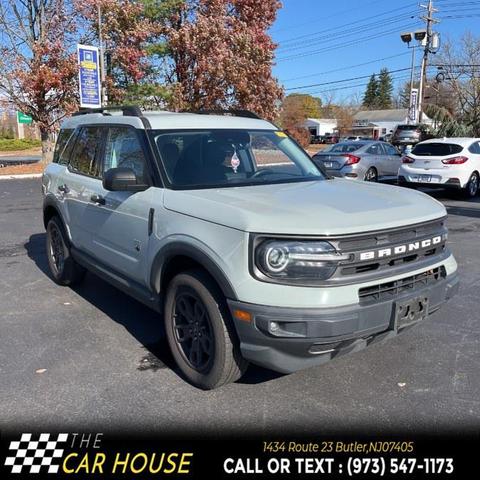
[330,143,365,153]
[384,144,400,155]
[53,129,73,164]
[366,143,383,155]
[412,143,463,156]
[69,127,103,177]
[468,142,480,154]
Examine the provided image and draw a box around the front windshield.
[151,129,324,189]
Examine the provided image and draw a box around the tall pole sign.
[409,88,418,123]
[77,44,101,109]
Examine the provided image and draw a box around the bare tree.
[435,33,480,135]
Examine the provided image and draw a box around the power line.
[277,3,418,46]
[277,22,421,62]
[282,52,411,83]
[270,0,388,35]
[442,4,480,13]
[285,67,413,92]
[305,73,414,96]
[300,66,440,96]
[440,13,480,18]
[276,12,419,54]
[435,0,480,4]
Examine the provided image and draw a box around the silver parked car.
[312,140,402,182]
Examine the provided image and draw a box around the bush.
[0,126,16,139]
[0,138,42,151]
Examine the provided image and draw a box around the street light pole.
[400,32,419,124]
[97,4,107,107]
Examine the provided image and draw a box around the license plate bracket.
[394,296,429,330]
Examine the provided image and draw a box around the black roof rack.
[182,109,262,120]
[72,105,143,117]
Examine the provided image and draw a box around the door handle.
[57,184,69,193]
[90,194,106,205]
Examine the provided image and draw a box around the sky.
[270,0,479,104]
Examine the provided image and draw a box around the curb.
[0,174,43,180]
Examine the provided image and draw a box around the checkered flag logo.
[4,433,68,474]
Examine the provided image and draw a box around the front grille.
[340,245,443,276]
[337,219,445,251]
[331,219,448,280]
[358,266,446,305]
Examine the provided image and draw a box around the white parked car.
[398,137,480,198]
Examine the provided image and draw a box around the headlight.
[255,239,351,283]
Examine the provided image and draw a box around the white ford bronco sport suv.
[42,106,459,389]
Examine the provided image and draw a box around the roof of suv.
[417,137,480,147]
[61,109,277,131]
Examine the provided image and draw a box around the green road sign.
[17,112,33,124]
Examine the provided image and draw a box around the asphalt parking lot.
[0,178,479,434]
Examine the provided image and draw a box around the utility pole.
[418,0,438,123]
[97,4,107,107]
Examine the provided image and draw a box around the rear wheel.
[364,167,378,182]
[46,216,85,286]
[164,269,248,390]
[463,172,479,198]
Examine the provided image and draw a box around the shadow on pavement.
[25,233,176,372]
[24,233,282,387]
[446,206,480,219]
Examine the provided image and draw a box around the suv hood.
[163,179,446,235]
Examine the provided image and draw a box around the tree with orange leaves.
[0,0,78,161]
[162,0,283,120]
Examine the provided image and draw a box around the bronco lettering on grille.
[358,235,443,261]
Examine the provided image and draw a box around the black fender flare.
[150,242,238,301]
[43,195,63,228]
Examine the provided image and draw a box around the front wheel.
[463,172,479,198]
[164,269,248,390]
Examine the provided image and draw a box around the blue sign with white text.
[77,44,101,108]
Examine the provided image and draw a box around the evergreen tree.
[362,75,378,109]
[377,68,393,109]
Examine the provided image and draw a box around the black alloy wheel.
[173,288,214,372]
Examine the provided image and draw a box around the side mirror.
[103,167,148,192]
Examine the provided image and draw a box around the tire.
[164,269,248,390]
[463,172,479,198]
[46,216,86,286]
[364,167,378,182]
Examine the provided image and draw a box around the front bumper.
[228,272,459,374]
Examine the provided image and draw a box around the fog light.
[270,321,280,332]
